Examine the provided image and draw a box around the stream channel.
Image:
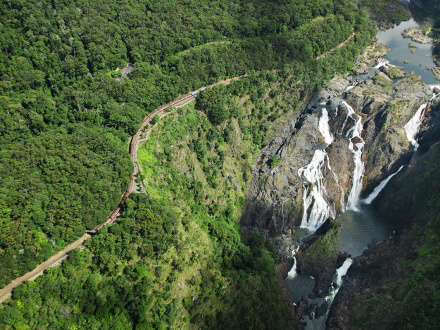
[284,16,439,330]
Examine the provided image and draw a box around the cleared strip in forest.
[0,234,91,303]
[0,74,248,303]
[316,32,356,60]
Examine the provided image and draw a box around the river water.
[284,16,438,330]
[377,19,438,84]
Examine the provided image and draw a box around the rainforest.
[1,0,440,329]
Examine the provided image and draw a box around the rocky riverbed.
[241,40,440,328]
[242,44,433,233]
[401,27,433,44]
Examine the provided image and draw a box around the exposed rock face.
[296,219,340,294]
[373,141,440,229]
[328,142,440,329]
[326,235,409,329]
[242,64,433,232]
[418,95,440,151]
[401,27,433,44]
[352,72,432,195]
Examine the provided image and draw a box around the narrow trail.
[316,32,355,60]
[0,234,90,303]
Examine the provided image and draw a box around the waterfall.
[299,108,335,230]
[319,108,333,145]
[287,246,300,279]
[342,101,365,211]
[299,150,335,230]
[404,103,427,150]
[325,258,353,302]
[287,257,298,278]
[345,80,359,93]
[363,165,404,204]
[374,58,395,69]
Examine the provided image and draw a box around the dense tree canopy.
[0,0,375,323]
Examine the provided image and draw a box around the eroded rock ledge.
[242,44,433,233]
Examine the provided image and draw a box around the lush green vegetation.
[0,0,375,288]
[346,143,440,329]
[412,0,440,63]
[0,0,379,327]
[358,0,411,25]
[0,194,290,329]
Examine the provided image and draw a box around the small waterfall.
[319,108,334,145]
[404,103,427,150]
[345,80,359,93]
[287,246,300,279]
[299,108,335,230]
[363,165,404,204]
[325,258,353,302]
[374,58,395,69]
[342,101,365,211]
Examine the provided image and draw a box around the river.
[284,15,438,330]
[377,19,438,84]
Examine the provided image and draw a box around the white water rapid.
[319,108,334,145]
[363,165,404,204]
[374,58,395,69]
[325,258,353,303]
[287,246,300,279]
[342,101,365,211]
[299,109,335,230]
[404,103,427,150]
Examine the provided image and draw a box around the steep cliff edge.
[327,142,440,329]
[296,219,341,293]
[242,48,433,232]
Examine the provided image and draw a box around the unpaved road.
[0,234,90,303]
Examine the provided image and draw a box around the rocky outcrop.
[328,142,440,329]
[242,58,434,232]
[326,235,410,329]
[401,27,433,44]
[296,219,340,294]
[373,141,440,229]
[418,94,440,151]
[353,72,432,195]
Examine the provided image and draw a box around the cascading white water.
[299,150,335,230]
[404,103,427,150]
[325,258,353,302]
[287,246,300,279]
[287,257,298,278]
[342,101,365,211]
[374,58,396,69]
[319,108,334,145]
[299,108,335,230]
[363,165,404,204]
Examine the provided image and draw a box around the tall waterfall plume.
[404,103,427,151]
[341,101,365,212]
[299,108,335,230]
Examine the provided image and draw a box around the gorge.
[1,0,440,328]
[245,7,440,328]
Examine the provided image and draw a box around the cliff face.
[242,59,433,232]
[327,142,440,329]
[296,219,341,293]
